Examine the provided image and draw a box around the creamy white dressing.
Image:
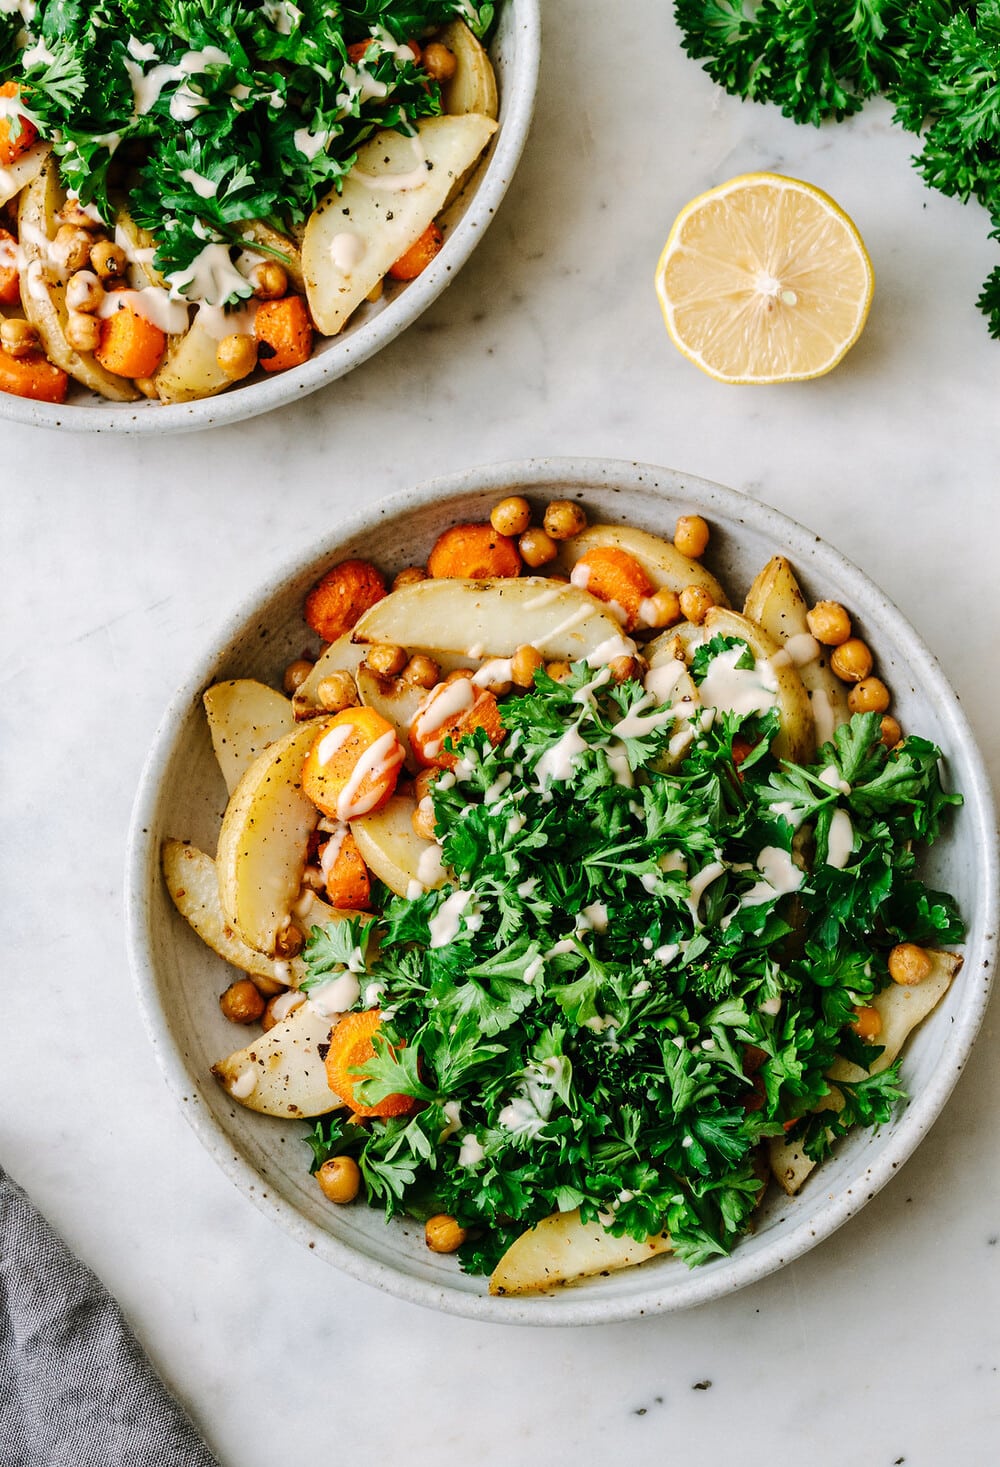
[179,167,218,199]
[818,764,851,796]
[585,634,637,668]
[335,728,404,821]
[313,722,353,767]
[230,1068,257,1099]
[412,679,476,759]
[810,689,837,749]
[483,769,512,804]
[611,690,681,740]
[522,953,544,984]
[415,842,446,887]
[328,230,366,274]
[737,846,804,910]
[406,879,424,900]
[570,664,613,707]
[603,741,635,788]
[684,860,727,923]
[307,970,361,1017]
[522,583,564,612]
[531,603,599,649]
[319,823,349,875]
[166,242,251,307]
[260,0,302,34]
[294,126,332,161]
[195,298,258,340]
[472,657,514,691]
[269,989,306,1022]
[97,286,188,333]
[534,727,588,786]
[578,901,609,933]
[826,809,855,869]
[352,135,428,191]
[758,995,783,1016]
[698,646,779,719]
[457,1133,486,1167]
[439,1099,462,1140]
[785,632,821,667]
[429,889,474,949]
[643,659,687,704]
[653,942,680,964]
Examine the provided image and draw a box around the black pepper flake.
[318,1041,331,1060]
[692,1380,712,1391]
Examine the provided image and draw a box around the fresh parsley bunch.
[302,652,962,1274]
[673,0,1000,337]
[0,0,492,291]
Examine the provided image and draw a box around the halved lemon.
[655,173,874,385]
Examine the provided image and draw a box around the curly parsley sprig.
[301,650,963,1274]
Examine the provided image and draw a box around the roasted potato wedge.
[18,160,140,401]
[770,949,962,1194]
[352,577,633,664]
[552,523,730,608]
[212,999,342,1117]
[235,219,305,293]
[154,320,234,404]
[292,634,367,720]
[357,662,428,766]
[490,1209,672,1296]
[440,19,499,119]
[302,112,497,336]
[743,556,850,749]
[701,606,816,765]
[351,791,446,896]
[203,679,296,796]
[0,140,50,207]
[162,840,304,994]
[216,719,330,956]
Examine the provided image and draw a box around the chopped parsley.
[1,0,493,292]
[302,650,963,1273]
[673,0,1000,338]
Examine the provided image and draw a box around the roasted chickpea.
[274,922,304,960]
[543,499,587,541]
[639,587,681,629]
[511,643,544,688]
[58,197,100,230]
[90,238,127,283]
[219,979,265,1025]
[0,318,39,358]
[411,795,437,841]
[65,269,105,314]
[444,667,474,684]
[850,1005,882,1041]
[848,676,890,715]
[674,514,710,559]
[216,332,258,380]
[252,261,288,300]
[679,584,714,625]
[413,768,439,804]
[366,642,408,677]
[402,654,441,689]
[425,1213,468,1253]
[65,309,100,353]
[51,224,93,274]
[317,1155,362,1205]
[283,658,314,695]
[392,565,428,591]
[888,942,932,986]
[879,714,903,748]
[830,637,873,684]
[519,526,558,568]
[609,655,639,684]
[807,600,852,646]
[545,660,572,682]
[422,40,458,80]
[316,670,359,712]
[490,495,531,538]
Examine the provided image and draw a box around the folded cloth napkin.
[0,1164,219,1467]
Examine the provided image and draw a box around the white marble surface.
[2,0,998,1461]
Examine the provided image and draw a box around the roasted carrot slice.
[303,706,404,821]
[0,82,39,165]
[0,346,68,403]
[304,558,386,641]
[324,1008,415,1118]
[94,300,167,379]
[0,227,20,305]
[322,827,372,910]
[410,678,505,769]
[427,522,521,579]
[570,546,654,631]
[389,222,444,281]
[255,294,313,373]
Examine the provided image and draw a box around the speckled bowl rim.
[126,457,998,1324]
[0,2,540,436]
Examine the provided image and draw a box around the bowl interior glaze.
[126,458,997,1323]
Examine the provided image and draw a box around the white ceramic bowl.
[0,3,539,435]
[126,458,997,1323]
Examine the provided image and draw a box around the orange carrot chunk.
[0,227,20,305]
[570,546,654,632]
[324,1008,416,1118]
[427,522,522,580]
[410,680,505,769]
[302,706,404,821]
[0,346,68,403]
[322,828,372,910]
[0,82,39,165]
[388,222,444,281]
[304,557,386,641]
[94,301,166,379]
[255,294,313,373]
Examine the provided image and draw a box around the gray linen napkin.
[0,1164,219,1467]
